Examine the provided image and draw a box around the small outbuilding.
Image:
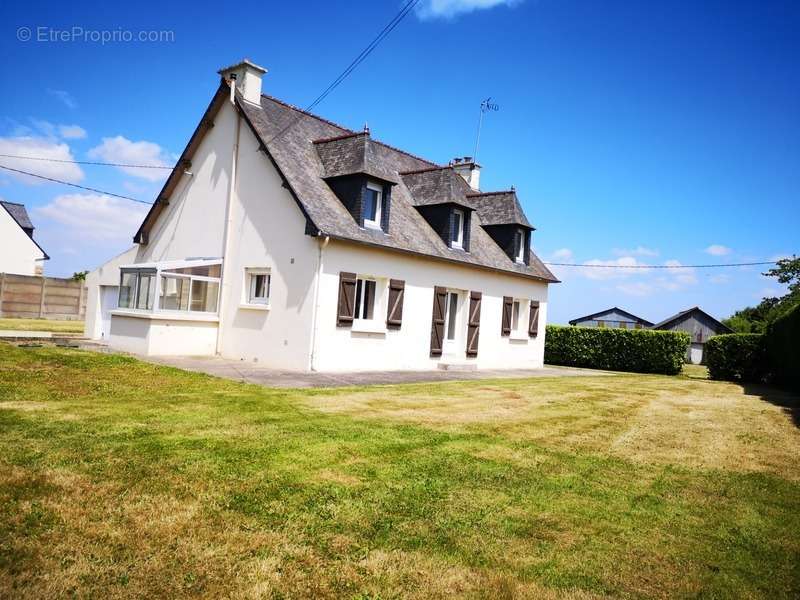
[651,306,732,364]
[568,307,653,329]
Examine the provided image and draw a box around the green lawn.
[1,344,799,599]
[0,318,84,334]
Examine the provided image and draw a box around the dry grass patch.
[0,318,83,334]
[1,344,799,599]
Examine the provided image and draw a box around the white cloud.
[58,125,87,139]
[705,244,732,256]
[757,287,781,300]
[581,256,650,281]
[88,136,172,182]
[34,193,147,242]
[416,0,522,20]
[48,89,77,109]
[0,136,84,184]
[612,245,659,257]
[550,248,573,261]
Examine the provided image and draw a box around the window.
[118,260,221,315]
[514,229,525,263]
[511,300,521,331]
[619,322,628,329]
[445,292,459,340]
[246,269,271,305]
[452,209,465,249]
[635,323,643,329]
[354,278,376,320]
[597,320,606,328]
[364,183,383,230]
[117,270,156,310]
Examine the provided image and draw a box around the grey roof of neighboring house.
[1,201,34,231]
[399,166,475,208]
[568,306,654,326]
[467,190,532,228]
[0,200,49,260]
[236,91,558,283]
[651,306,733,333]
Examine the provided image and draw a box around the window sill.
[509,330,529,341]
[110,309,219,323]
[239,303,270,311]
[351,320,388,335]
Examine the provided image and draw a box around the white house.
[0,201,48,276]
[89,59,559,372]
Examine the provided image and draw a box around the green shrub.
[544,325,690,375]
[766,303,800,390]
[705,334,767,383]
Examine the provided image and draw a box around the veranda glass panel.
[118,272,137,308]
[160,276,190,311]
[190,280,219,312]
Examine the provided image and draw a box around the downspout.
[308,234,330,371]
[215,76,241,356]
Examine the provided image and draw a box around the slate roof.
[1,201,34,231]
[0,200,49,259]
[236,90,558,283]
[399,166,475,208]
[651,306,732,333]
[314,132,399,183]
[568,306,653,326]
[467,190,532,228]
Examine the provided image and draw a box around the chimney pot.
[451,156,481,191]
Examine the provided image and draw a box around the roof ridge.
[261,93,437,168]
[312,131,368,145]
[398,165,452,176]
[260,93,354,134]
[466,189,515,197]
[0,200,25,206]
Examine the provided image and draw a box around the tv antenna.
[473,97,499,163]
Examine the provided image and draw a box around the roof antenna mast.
[473,97,499,163]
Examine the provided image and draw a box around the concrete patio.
[139,354,613,388]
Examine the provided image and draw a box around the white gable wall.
[313,241,549,372]
[0,208,45,276]
[216,112,319,369]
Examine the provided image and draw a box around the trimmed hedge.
[766,303,800,390]
[705,334,767,383]
[544,325,690,375]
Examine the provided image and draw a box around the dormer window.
[514,229,525,263]
[452,208,465,249]
[364,183,383,230]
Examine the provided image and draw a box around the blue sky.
[1,0,797,324]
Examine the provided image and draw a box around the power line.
[544,261,777,269]
[0,153,174,170]
[0,164,152,205]
[264,0,422,147]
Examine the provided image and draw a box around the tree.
[722,255,799,332]
[71,270,89,282]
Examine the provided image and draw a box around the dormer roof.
[314,132,399,184]
[400,166,474,208]
[467,190,532,229]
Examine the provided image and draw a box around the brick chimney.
[217,58,267,106]
[450,156,481,191]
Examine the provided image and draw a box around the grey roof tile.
[1,201,34,230]
[236,93,558,283]
[467,191,532,228]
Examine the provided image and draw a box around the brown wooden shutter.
[337,272,357,326]
[466,291,482,357]
[529,300,540,337]
[429,286,447,357]
[501,296,513,336]
[386,279,405,329]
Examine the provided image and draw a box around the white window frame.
[509,297,530,340]
[364,182,383,230]
[354,277,378,322]
[452,209,465,249]
[515,229,525,263]
[243,268,271,307]
[118,258,221,316]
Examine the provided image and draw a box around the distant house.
[0,201,49,276]
[652,306,732,364]
[569,307,652,329]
